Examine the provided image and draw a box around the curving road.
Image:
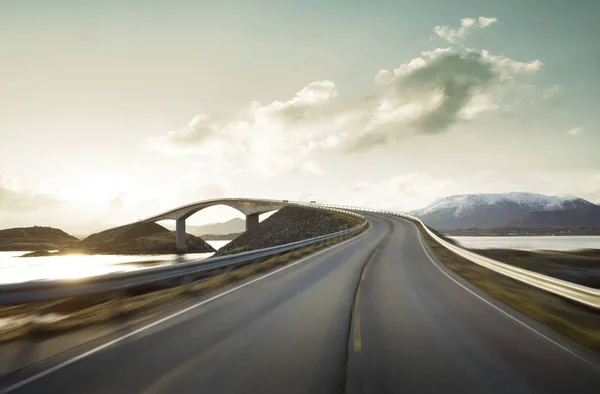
[1,214,600,393]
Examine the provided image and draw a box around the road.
[1,213,599,393]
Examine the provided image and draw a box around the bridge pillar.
[176,218,188,252]
[246,213,259,232]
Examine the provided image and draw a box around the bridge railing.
[0,206,368,305]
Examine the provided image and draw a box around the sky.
[1,0,599,234]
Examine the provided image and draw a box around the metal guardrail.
[397,213,600,310]
[0,206,368,305]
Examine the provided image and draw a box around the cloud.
[433,16,497,43]
[264,80,339,124]
[566,127,583,136]
[345,47,541,149]
[475,170,497,180]
[0,178,62,214]
[477,17,497,28]
[381,50,498,133]
[108,192,128,208]
[300,160,324,174]
[181,180,232,202]
[480,50,542,77]
[149,17,543,164]
[164,114,220,145]
[582,174,600,204]
[347,173,456,211]
[148,80,341,177]
[542,85,561,101]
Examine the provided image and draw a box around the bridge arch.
[142,198,286,251]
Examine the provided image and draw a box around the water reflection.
[0,240,231,284]
[449,235,600,251]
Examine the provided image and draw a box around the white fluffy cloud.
[542,85,561,101]
[346,46,541,149]
[0,177,61,213]
[148,80,341,176]
[433,16,497,43]
[149,17,542,173]
[566,127,583,136]
[582,174,600,203]
[349,173,456,211]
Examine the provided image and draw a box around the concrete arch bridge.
[141,198,292,251]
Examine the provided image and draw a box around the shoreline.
[15,250,218,258]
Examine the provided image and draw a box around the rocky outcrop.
[0,226,79,251]
[77,222,216,254]
[216,206,363,256]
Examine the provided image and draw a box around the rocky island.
[0,226,79,251]
[75,222,215,255]
[1,222,215,256]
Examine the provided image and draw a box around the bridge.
[141,198,290,251]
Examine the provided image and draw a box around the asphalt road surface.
[2,214,599,393]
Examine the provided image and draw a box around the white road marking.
[0,229,370,394]
[415,226,600,371]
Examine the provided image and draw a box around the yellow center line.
[353,283,362,352]
[353,244,382,353]
[362,245,380,280]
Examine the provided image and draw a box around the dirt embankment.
[0,226,79,251]
[216,206,363,256]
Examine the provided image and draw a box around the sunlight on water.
[0,240,231,284]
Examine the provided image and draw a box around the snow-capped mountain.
[410,193,600,230]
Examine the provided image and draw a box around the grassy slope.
[472,249,600,289]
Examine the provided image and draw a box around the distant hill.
[0,226,79,251]
[166,218,246,236]
[78,222,215,254]
[202,232,243,240]
[80,222,169,245]
[410,193,600,230]
[507,203,600,228]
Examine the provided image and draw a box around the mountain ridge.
[165,217,246,236]
[410,192,600,230]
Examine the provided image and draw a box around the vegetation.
[472,249,600,289]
